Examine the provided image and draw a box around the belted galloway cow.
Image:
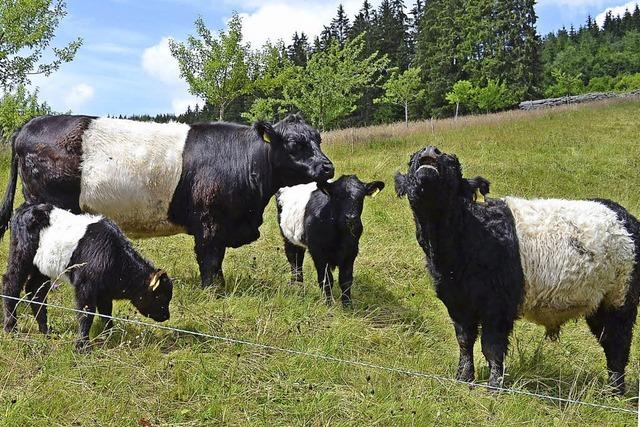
[0,113,334,288]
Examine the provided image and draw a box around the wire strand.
[1,293,638,416]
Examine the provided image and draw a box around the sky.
[29,0,640,117]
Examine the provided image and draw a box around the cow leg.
[480,317,513,390]
[74,285,96,352]
[194,232,226,289]
[454,320,478,383]
[313,258,334,304]
[24,270,51,334]
[586,303,636,395]
[284,239,305,284]
[338,259,355,307]
[97,298,114,331]
[2,247,35,333]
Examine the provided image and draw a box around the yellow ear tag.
[475,188,485,204]
[371,188,381,198]
[262,133,271,143]
[150,271,164,291]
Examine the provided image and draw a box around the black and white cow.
[395,146,640,395]
[276,175,385,306]
[0,114,334,289]
[3,203,173,350]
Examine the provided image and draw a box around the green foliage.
[284,33,388,130]
[169,14,252,121]
[587,76,615,92]
[0,0,82,90]
[614,73,640,92]
[473,80,514,112]
[376,67,425,124]
[545,69,585,97]
[0,85,51,141]
[445,80,475,115]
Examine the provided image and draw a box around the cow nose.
[320,161,335,178]
[425,146,441,157]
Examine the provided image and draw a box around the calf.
[276,175,384,306]
[2,203,173,350]
[395,146,639,395]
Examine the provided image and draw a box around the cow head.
[395,146,490,210]
[317,175,385,235]
[132,269,173,322]
[255,113,334,187]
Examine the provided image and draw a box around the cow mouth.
[416,156,439,174]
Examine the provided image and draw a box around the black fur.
[2,203,173,350]
[277,175,384,306]
[0,114,334,290]
[396,146,640,394]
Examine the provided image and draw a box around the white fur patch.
[505,197,636,330]
[33,208,102,281]
[276,182,318,248]
[79,118,190,237]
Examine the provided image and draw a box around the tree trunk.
[455,102,459,120]
[404,101,409,127]
[219,103,225,121]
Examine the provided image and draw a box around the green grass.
[1,100,639,426]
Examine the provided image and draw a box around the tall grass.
[0,99,639,426]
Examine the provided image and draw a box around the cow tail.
[0,129,21,240]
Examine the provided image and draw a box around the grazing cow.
[3,203,174,350]
[276,175,385,306]
[395,146,639,395]
[0,114,334,289]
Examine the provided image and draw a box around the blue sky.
[31,0,640,116]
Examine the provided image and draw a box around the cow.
[395,145,640,395]
[3,203,174,351]
[275,175,385,306]
[0,113,334,289]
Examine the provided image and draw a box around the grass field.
[1,100,639,426]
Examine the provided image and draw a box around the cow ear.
[149,270,166,292]
[394,173,407,197]
[365,181,385,197]
[254,121,278,144]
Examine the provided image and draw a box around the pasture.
[1,100,639,426]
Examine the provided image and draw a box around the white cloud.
[64,83,95,111]
[141,36,182,85]
[595,1,640,26]
[141,37,202,115]
[238,0,382,48]
[537,0,607,6]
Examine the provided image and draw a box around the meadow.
[0,100,639,426]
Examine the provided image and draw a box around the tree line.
[3,1,640,139]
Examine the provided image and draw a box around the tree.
[169,14,251,121]
[284,34,389,130]
[473,80,513,112]
[376,67,425,126]
[288,32,310,66]
[0,85,51,141]
[445,80,475,118]
[545,69,584,97]
[0,0,82,90]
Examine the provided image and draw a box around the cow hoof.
[75,340,92,353]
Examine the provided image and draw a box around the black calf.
[2,203,173,350]
[276,175,384,306]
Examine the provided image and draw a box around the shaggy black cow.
[276,175,385,306]
[395,146,640,394]
[3,203,173,350]
[0,114,334,289]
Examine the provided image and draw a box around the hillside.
[0,100,639,426]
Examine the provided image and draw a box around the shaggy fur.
[276,175,384,306]
[505,197,635,332]
[395,145,640,395]
[2,203,173,350]
[79,118,190,237]
[0,114,334,289]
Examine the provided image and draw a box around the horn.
[149,270,165,291]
